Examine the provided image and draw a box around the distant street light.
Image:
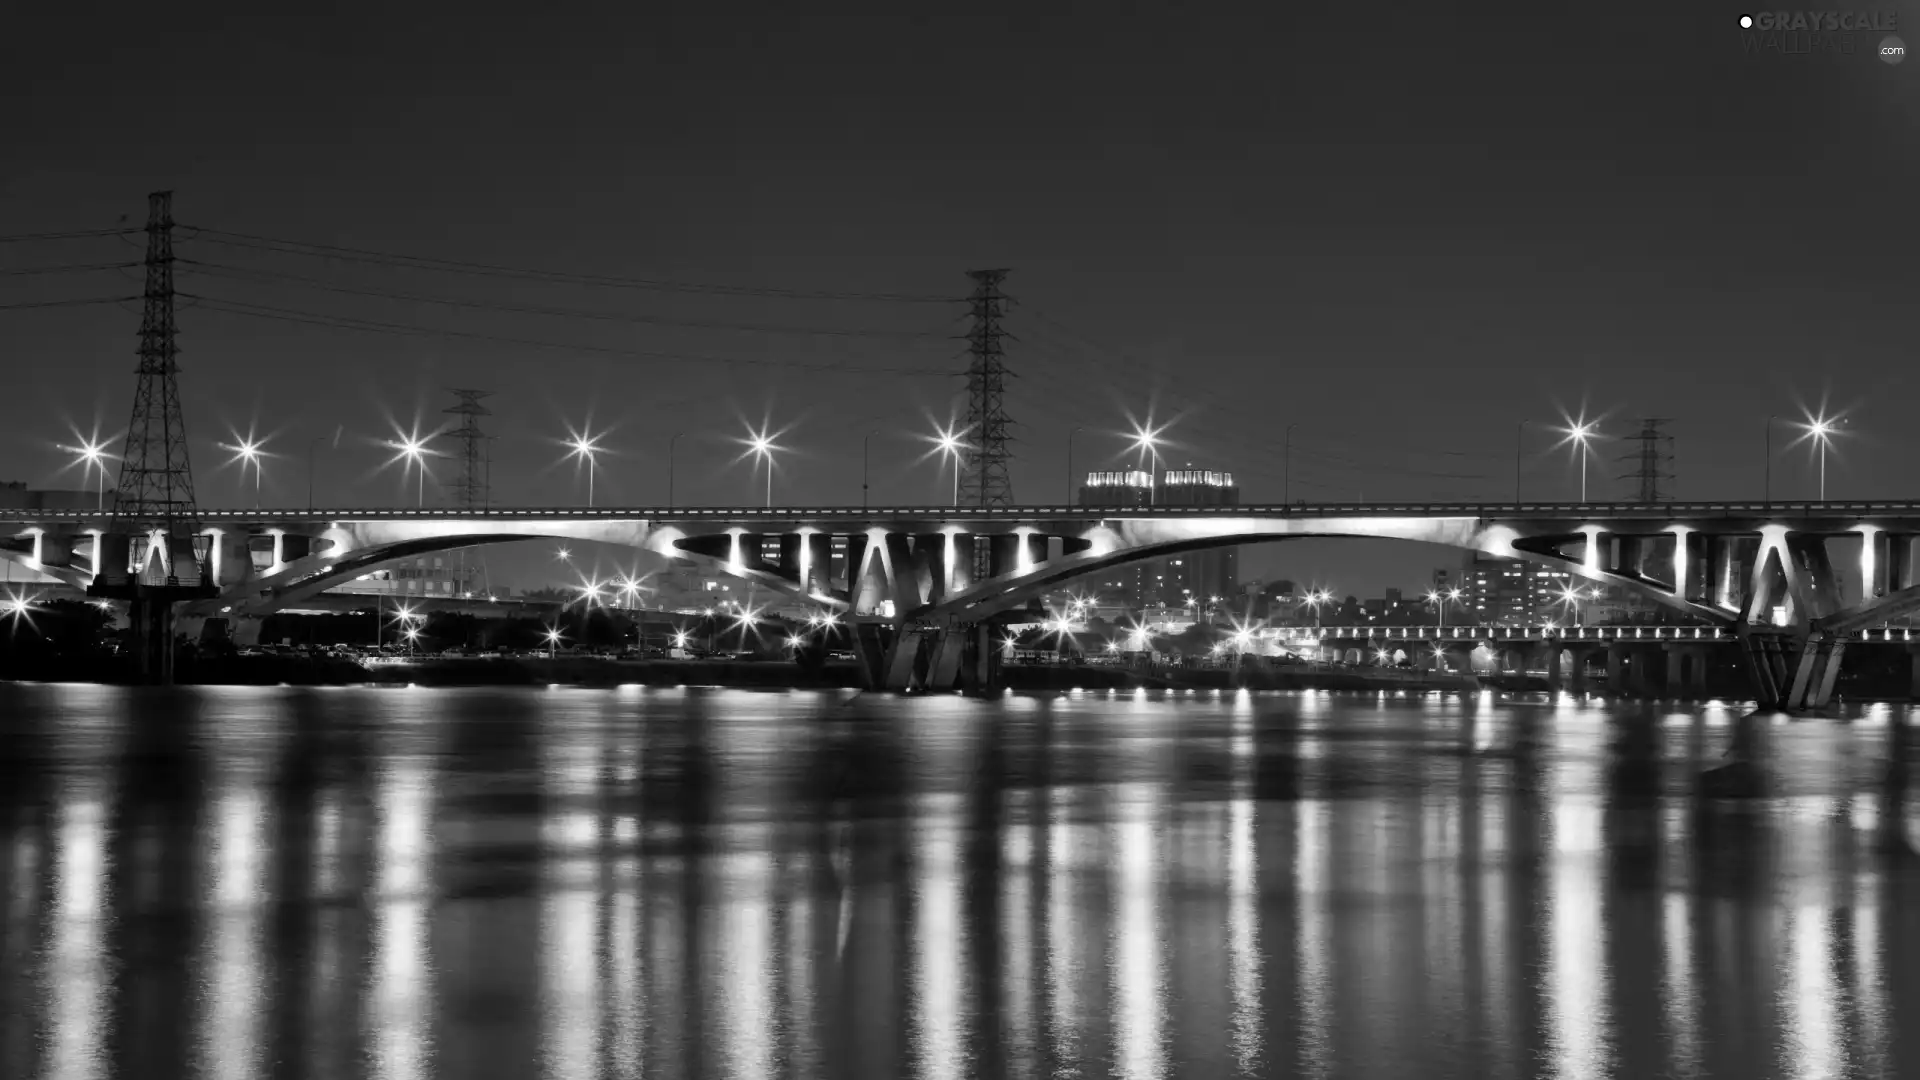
[739,423,784,507]
[1798,413,1844,501]
[306,434,328,511]
[62,438,113,510]
[564,427,603,508]
[1555,418,1600,503]
[222,435,267,508]
[929,423,966,506]
[1127,419,1166,506]
[1067,426,1083,506]
[387,433,433,507]
[543,625,563,659]
[667,432,684,509]
[862,430,879,510]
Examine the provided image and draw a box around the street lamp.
[1127,420,1166,505]
[1556,582,1593,626]
[564,428,602,508]
[1283,423,1296,505]
[1067,426,1083,506]
[929,423,966,506]
[387,434,433,507]
[1425,588,1461,629]
[739,423,782,507]
[1556,418,1600,503]
[62,438,113,510]
[222,436,267,508]
[1799,413,1842,501]
[306,434,328,511]
[543,625,563,659]
[862,430,879,509]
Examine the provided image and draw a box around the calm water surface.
[1,684,1917,1079]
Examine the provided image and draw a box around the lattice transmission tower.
[443,388,493,510]
[957,268,1015,507]
[89,191,215,682]
[1617,418,1676,503]
[96,191,210,586]
[442,388,493,598]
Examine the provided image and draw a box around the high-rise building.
[1078,467,1240,612]
[1462,554,1575,624]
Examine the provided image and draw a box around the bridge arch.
[917,518,1735,628]
[188,520,827,616]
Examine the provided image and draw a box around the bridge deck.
[13,499,1920,524]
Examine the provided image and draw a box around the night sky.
[4,6,1917,595]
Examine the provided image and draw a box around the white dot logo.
[1883,35,1906,64]
[1739,14,1753,28]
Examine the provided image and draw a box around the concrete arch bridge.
[8,500,1920,707]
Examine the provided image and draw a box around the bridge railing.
[13,499,1920,523]
[1292,625,1919,643]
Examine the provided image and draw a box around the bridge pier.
[1909,645,1920,700]
[125,597,179,685]
[1663,643,1710,697]
[1567,645,1596,694]
[1540,643,1563,691]
[1740,632,1845,712]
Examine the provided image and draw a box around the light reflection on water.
[0,683,1917,1079]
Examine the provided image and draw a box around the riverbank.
[1,653,1483,694]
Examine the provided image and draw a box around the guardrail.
[1292,625,1918,642]
[12,500,1920,523]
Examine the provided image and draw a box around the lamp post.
[1763,414,1783,505]
[64,440,112,510]
[931,424,964,506]
[862,430,878,509]
[565,430,602,508]
[307,435,327,511]
[1803,415,1841,501]
[742,426,780,508]
[1514,420,1543,505]
[667,432,683,508]
[1283,423,1296,505]
[1564,421,1597,503]
[1129,421,1164,506]
[1067,426,1083,506]
[223,437,265,509]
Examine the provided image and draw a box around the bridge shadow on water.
[0,683,1917,1079]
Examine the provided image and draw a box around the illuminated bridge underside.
[7,502,1920,705]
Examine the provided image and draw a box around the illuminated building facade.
[1077,467,1240,612]
[1462,554,1575,624]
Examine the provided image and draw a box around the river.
[0,683,1916,1079]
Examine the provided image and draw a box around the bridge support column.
[1909,645,1920,700]
[126,598,179,685]
[959,623,1002,695]
[849,621,888,687]
[1664,644,1709,697]
[1741,634,1790,709]
[923,624,967,691]
[1541,643,1563,691]
[1784,634,1845,711]
[1566,646,1595,694]
[1606,645,1627,694]
[882,627,926,691]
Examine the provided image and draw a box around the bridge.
[8,499,1920,707]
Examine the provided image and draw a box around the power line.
[0,261,142,277]
[176,258,949,340]
[180,226,961,303]
[0,228,139,244]
[181,293,961,377]
[0,295,142,311]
